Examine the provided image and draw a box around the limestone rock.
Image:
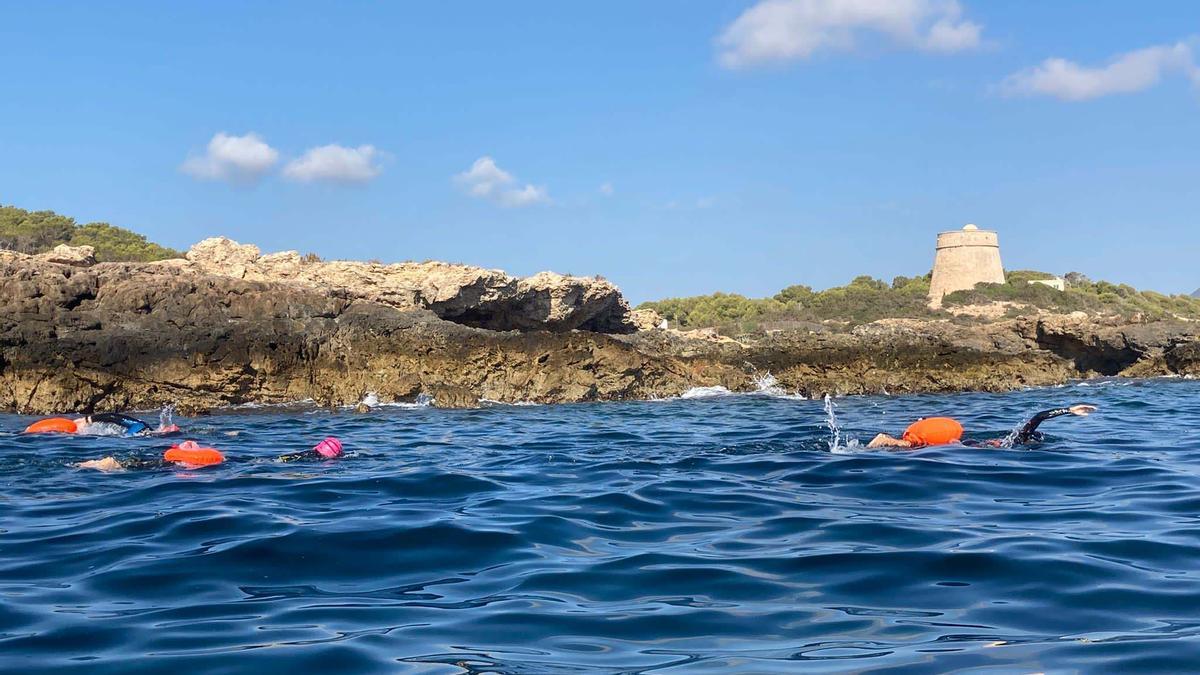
[36,244,95,267]
[630,308,665,331]
[4,243,1199,415]
[186,236,261,278]
[183,237,634,333]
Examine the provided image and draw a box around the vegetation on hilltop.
[641,270,1200,333]
[943,272,1200,321]
[0,206,181,262]
[640,274,936,333]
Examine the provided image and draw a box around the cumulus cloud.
[454,156,549,207]
[181,132,279,183]
[717,0,982,68]
[999,41,1200,101]
[282,144,383,184]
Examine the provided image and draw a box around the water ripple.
[2,380,1199,671]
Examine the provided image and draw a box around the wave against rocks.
[1,242,1199,413]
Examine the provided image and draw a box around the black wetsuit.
[114,455,169,470]
[109,450,316,470]
[84,413,151,436]
[277,451,319,463]
[960,407,1077,447]
[1010,407,1074,445]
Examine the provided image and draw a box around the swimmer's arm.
[1013,404,1097,444]
[76,455,164,471]
[277,452,310,463]
[867,433,914,449]
[76,457,124,472]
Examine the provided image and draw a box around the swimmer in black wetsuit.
[867,404,1097,449]
[73,412,182,437]
[1001,405,1098,446]
[76,437,342,471]
[76,412,152,436]
[76,455,169,471]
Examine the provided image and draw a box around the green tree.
[71,222,181,262]
[0,205,181,261]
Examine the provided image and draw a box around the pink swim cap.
[313,437,343,458]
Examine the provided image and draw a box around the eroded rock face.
[36,244,96,267]
[630,308,665,331]
[2,250,1199,414]
[184,237,634,333]
[0,253,675,412]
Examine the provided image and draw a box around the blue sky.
[1,1,1197,302]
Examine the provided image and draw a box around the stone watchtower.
[927,224,1005,308]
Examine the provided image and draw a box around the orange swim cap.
[164,440,224,466]
[902,417,963,446]
[25,417,78,434]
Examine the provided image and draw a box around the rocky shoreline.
[2,240,1198,414]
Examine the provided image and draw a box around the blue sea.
[3,379,1200,673]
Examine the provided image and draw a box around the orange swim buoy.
[25,417,79,434]
[902,417,963,446]
[164,440,224,466]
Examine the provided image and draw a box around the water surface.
[2,379,1199,672]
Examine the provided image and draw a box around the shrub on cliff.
[0,205,181,262]
[71,223,182,262]
[943,274,1200,320]
[643,270,1200,332]
[640,274,936,332]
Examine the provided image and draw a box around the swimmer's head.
[313,437,343,458]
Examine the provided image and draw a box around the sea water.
[2,379,1200,672]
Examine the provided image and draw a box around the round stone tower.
[927,224,1005,308]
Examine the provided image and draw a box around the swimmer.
[26,411,180,436]
[278,437,344,462]
[867,404,1098,449]
[76,437,342,471]
[76,412,154,436]
[76,440,224,472]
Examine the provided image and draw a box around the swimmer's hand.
[867,433,913,449]
[77,457,124,472]
[1069,404,1098,416]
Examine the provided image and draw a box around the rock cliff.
[1,245,1197,414]
[182,237,634,333]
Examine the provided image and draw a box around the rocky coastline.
[2,240,1198,415]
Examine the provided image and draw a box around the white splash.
[824,394,842,451]
[680,385,733,399]
[996,420,1028,449]
[824,393,860,454]
[752,371,786,396]
[74,422,127,437]
[230,398,317,410]
[348,391,435,409]
[158,403,176,429]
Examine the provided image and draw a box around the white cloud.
[717,0,982,68]
[999,41,1199,101]
[283,144,383,184]
[181,132,279,183]
[454,156,549,207]
[599,181,614,196]
[500,184,550,207]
